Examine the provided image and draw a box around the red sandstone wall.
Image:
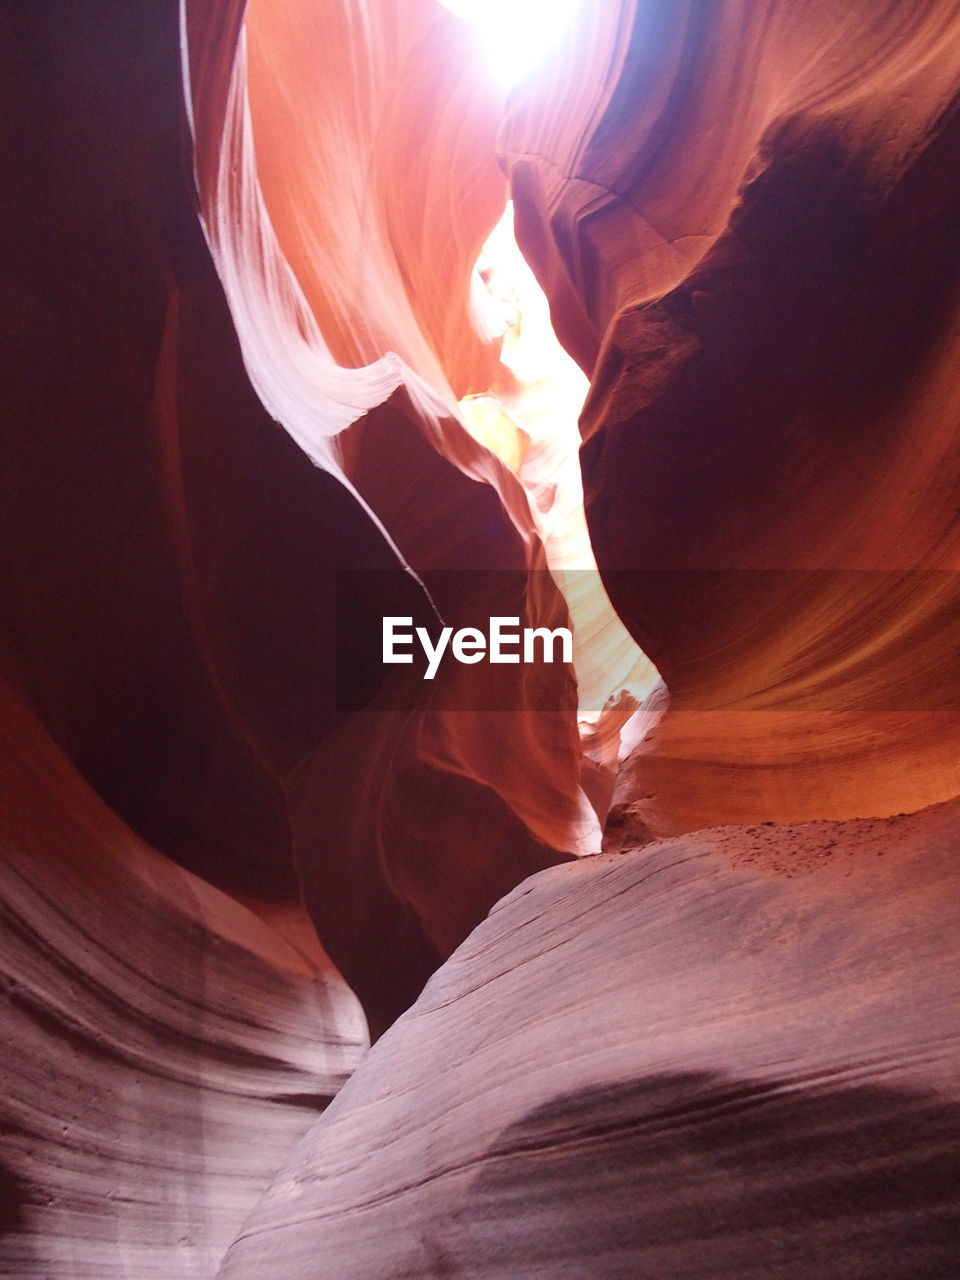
[500,0,960,832]
[2,1,959,1274]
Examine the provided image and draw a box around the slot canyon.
[2,0,959,1275]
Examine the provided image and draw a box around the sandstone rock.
[502,0,960,829]
[218,798,960,1278]
[0,681,367,1278]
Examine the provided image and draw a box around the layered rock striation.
[217,798,960,1278]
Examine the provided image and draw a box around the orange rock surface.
[501,0,960,830]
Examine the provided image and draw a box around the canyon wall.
[500,0,960,834]
[2,0,959,1275]
[0,680,366,1278]
[1,1,577,1270]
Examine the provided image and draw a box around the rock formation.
[0,680,366,1278]
[501,0,960,833]
[218,799,960,1278]
[2,0,958,1275]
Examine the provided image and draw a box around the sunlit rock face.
[0,679,367,1278]
[182,0,600,1033]
[216,798,960,1278]
[500,0,960,834]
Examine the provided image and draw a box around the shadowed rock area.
[470,1074,960,1278]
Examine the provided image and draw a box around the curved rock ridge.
[499,0,960,830]
[179,0,611,1021]
[163,279,588,1029]
[216,796,960,1278]
[1,0,587,1049]
[0,680,368,1278]
[183,0,512,495]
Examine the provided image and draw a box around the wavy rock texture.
[180,0,607,1025]
[0,2,582,1273]
[217,796,960,1278]
[4,0,960,1275]
[0,680,367,1278]
[1,0,584,1047]
[500,0,960,832]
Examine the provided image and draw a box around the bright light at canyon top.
[438,0,580,89]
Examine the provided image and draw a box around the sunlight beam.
[438,0,580,90]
